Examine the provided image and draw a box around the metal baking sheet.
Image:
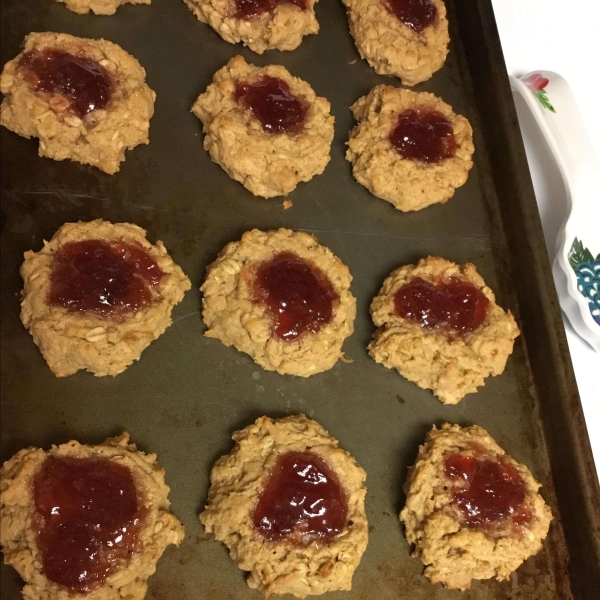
[1,0,599,598]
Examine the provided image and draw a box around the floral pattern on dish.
[523,73,556,113]
[568,238,600,326]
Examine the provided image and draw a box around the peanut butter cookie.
[1,433,184,600]
[192,56,334,198]
[20,220,191,377]
[200,415,368,597]
[184,0,319,54]
[347,85,474,211]
[400,424,552,590]
[0,32,155,174]
[56,0,150,15]
[343,0,449,85]
[201,228,356,377]
[369,256,519,403]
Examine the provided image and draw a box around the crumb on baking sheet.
[282,199,293,210]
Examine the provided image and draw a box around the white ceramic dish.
[510,71,600,353]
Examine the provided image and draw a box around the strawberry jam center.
[252,251,338,341]
[252,452,348,544]
[48,239,163,319]
[394,277,489,334]
[235,76,307,134]
[444,453,531,531]
[389,108,456,163]
[387,0,437,33]
[33,457,143,593]
[19,49,111,118]
[234,0,307,19]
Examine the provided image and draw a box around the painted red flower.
[522,73,556,112]
[523,73,549,92]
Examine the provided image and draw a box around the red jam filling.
[389,108,456,163]
[33,457,143,593]
[48,239,163,319]
[19,49,112,118]
[235,76,307,134]
[252,251,338,341]
[394,277,489,334]
[387,0,437,33]
[444,453,531,531]
[252,452,348,544]
[234,0,307,19]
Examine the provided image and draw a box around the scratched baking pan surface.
[1,0,599,598]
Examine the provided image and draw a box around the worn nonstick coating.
[1,0,599,598]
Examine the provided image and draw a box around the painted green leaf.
[536,89,556,113]
[568,238,594,270]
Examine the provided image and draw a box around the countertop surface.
[491,0,600,471]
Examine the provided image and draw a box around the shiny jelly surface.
[444,453,530,530]
[234,0,306,19]
[389,108,456,163]
[235,76,307,134]
[19,49,111,118]
[387,0,437,33]
[394,277,489,334]
[48,239,163,319]
[252,452,348,543]
[33,457,142,593]
[253,251,338,341]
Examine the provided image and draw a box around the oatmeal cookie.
[368,257,519,404]
[56,0,150,15]
[0,433,184,600]
[192,55,334,198]
[343,0,449,86]
[0,32,155,174]
[346,85,474,211]
[400,424,552,590]
[201,228,356,377]
[183,0,319,54]
[200,415,368,597]
[20,220,191,377]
